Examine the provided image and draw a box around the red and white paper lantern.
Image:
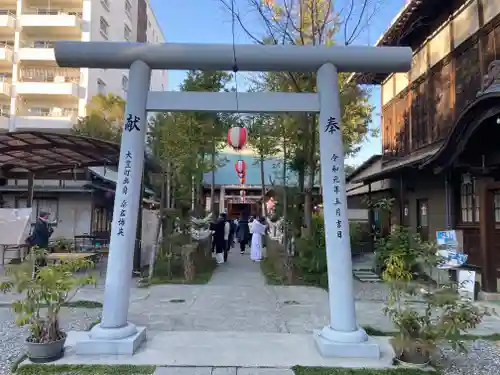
[227,126,247,150]
[234,159,246,174]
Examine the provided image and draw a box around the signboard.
[436,230,467,269]
[458,269,476,300]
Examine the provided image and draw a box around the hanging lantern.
[227,126,247,150]
[239,177,245,184]
[234,159,246,174]
[240,190,246,202]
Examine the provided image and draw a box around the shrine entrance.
[54,40,411,358]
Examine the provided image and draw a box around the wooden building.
[350,0,500,293]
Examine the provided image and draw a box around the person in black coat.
[213,214,227,264]
[236,214,250,254]
[27,211,54,273]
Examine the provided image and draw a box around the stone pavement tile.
[237,368,294,375]
[272,286,328,306]
[129,311,196,331]
[212,367,238,375]
[154,367,213,375]
[209,253,265,287]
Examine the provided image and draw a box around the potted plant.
[0,249,96,362]
[51,238,72,253]
[380,226,486,367]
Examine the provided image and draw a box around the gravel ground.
[0,306,101,375]
[437,340,500,375]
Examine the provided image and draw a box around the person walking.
[222,213,231,262]
[214,213,226,264]
[26,211,54,274]
[250,216,267,262]
[236,214,250,255]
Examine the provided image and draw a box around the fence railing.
[22,108,77,118]
[19,67,81,83]
[20,40,55,48]
[0,10,16,17]
[23,9,82,18]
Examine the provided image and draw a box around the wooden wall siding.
[483,24,500,73]
[461,227,481,266]
[382,105,394,153]
[454,40,482,117]
[382,20,500,158]
[394,93,409,154]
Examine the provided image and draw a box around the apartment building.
[0,0,167,132]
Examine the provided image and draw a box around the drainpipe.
[399,174,404,224]
[444,173,450,229]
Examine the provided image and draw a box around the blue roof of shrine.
[203,153,319,187]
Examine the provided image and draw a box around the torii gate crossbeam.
[54,41,412,359]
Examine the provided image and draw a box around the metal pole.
[314,63,378,358]
[90,60,151,341]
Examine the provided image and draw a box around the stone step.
[154,367,295,375]
[353,270,381,283]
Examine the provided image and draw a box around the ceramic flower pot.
[26,333,66,363]
[390,338,431,367]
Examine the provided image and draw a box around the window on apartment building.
[97,78,106,94]
[101,0,110,11]
[100,16,109,38]
[124,24,132,41]
[122,75,128,91]
[125,0,132,19]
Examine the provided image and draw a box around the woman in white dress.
[250,217,267,262]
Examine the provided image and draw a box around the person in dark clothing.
[209,220,217,255]
[228,218,237,251]
[27,211,54,274]
[213,214,227,264]
[236,214,250,254]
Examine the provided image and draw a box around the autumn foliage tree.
[72,93,125,143]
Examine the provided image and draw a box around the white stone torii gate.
[55,41,411,358]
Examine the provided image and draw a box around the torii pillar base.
[313,328,381,359]
[74,324,147,355]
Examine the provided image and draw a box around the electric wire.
[230,0,240,114]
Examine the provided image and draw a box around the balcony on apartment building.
[16,67,81,98]
[0,77,11,99]
[13,107,78,131]
[18,41,56,62]
[20,9,82,38]
[0,105,9,130]
[0,10,16,34]
[0,42,13,67]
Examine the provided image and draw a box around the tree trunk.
[303,115,316,236]
[210,140,216,213]
[260,155,267,217]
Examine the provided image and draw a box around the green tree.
[72,93,125,142]
[247,115,280,216]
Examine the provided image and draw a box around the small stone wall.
[181,237,213,281]
[265,238,296,284]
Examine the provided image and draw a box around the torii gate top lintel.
[55,41,412,73]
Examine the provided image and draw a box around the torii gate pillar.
[55,41,411,358]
